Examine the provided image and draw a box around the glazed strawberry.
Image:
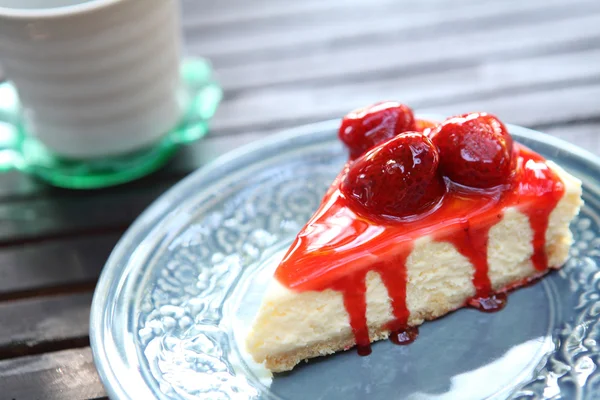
[341,132,445,219]
[429,113,514,188]
[339,101,417,159]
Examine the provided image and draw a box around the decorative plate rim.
[89,116,600,400]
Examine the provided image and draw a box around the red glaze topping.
[429,113,514,188]
[341,132,445,219]
[274,108,566,355]
[338,102,417,159]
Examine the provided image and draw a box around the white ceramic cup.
[0,0,183,158]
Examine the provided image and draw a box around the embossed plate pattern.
[90,118,600,400]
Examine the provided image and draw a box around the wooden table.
[1,0,599,398]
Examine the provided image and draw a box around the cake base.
[262,268,555,373]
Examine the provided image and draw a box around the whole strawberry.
[341,132,445,219]
[339,101,417,160]
[429,113,514,188]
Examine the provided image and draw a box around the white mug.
[0,0,183,158]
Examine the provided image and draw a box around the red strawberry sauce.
[274,141,565,354]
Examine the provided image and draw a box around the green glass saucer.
[0,58,222,189]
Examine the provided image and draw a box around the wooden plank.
[0,234,119,298]
[183,0,413,30]
[0,167,180,203]
[183,0,529,35]
[0,68,597,241]
[167,130,273,172]
[0,168,168,203]
[210,49,600,134]
[181,0,485,29]
[542,123,600,155]
[0,134,265,296]
[422,84,600,130]
[0,128,264,202]
[181,0,501,29]
[186,0,600,64]
[0,347,106,400]
[0,182,173,244]
[0,131,265,242]
[0,293,91,359]
[215,14,600,92]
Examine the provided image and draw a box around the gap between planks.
[0,281,97,303]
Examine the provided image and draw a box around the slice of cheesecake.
[246,104,583,373]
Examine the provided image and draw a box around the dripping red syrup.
[356,344,372,356]
[274,143,565,356]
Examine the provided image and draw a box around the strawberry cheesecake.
[246,102,583,372]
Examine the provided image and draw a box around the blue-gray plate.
[90,117,600,400]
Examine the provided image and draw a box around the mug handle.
[0,82,22,172]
